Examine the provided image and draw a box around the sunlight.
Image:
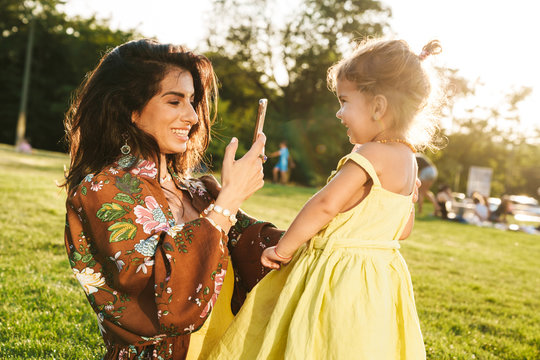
[62,0,539,138]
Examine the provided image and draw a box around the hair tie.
[418,50,430,61]
[418,40,442,61]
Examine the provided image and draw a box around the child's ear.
[372,94,388,120]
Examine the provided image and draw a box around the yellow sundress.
[186,259,235,360]
[207,152,426,360]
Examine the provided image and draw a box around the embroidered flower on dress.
[136,257,155,274]
[188,181,207,197]
[108,167,118,175]
[200,268,226,318]
[167,224,185,238]
[131,160,158,179]
[134,196,169,234]
[84,174,94,182]
[184,324,195,333]
[134,234,159,256]
[109,251,125,272]
[117,154,136,169]
[97,312,106,335]
[90,180,103,192]
[73,267,106,295]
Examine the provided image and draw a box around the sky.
[61,0,539,134]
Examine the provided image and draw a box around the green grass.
[0,144,539,359]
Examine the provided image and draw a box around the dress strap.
[340,152,382,187]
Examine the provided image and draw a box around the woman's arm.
[201,135,267,233]
[198,174,284,312]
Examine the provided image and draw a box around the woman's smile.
[171,127,190,141]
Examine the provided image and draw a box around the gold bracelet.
[274,247,293,261]
[203,203,237,226]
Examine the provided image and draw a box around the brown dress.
[64,155,283,359]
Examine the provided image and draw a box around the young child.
[208,38,443,360]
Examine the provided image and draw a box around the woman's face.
[132,68,198,155]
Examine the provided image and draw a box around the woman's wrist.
[214,188,242,214]
[203,203,237,226]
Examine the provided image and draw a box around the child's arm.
[261,159,371,269]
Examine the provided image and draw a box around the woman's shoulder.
[68,155,160,202]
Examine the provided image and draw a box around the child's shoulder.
[352,142,415,177]
[351,142,389,168]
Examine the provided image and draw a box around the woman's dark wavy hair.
[63,38,218,192]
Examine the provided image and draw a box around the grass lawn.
[1,143,539,359]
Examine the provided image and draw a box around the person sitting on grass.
[489,195,513,224]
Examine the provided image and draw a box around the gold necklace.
[376,139,416,153]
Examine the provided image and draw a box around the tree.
[0,0,138,152]
[204,0,390,184]
[430,70,540,198]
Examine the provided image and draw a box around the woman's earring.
[372,114,379,121]
[121,133,131,155]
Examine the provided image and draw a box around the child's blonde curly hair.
[327,38,446,151]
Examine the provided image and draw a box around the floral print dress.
[65,155,283,359]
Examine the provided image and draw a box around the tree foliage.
[204,0,390,184]
[1,0,537,196]
[428,71,539,197]
[0,0,137,151]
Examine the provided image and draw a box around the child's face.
[335,78,377,144]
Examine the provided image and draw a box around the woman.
[63,39,283,359]
[489,195,513,223]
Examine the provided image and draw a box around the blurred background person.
[269,140,295,184]
[468,191,491,225]
[489,195,513,224]
[415,153,440,215]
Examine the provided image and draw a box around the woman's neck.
[159,153,169,178]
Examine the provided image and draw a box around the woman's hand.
[261,246,291,270]
[216,133,267,211]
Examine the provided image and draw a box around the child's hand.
[413,178,421,203]
[261,246,292,270]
